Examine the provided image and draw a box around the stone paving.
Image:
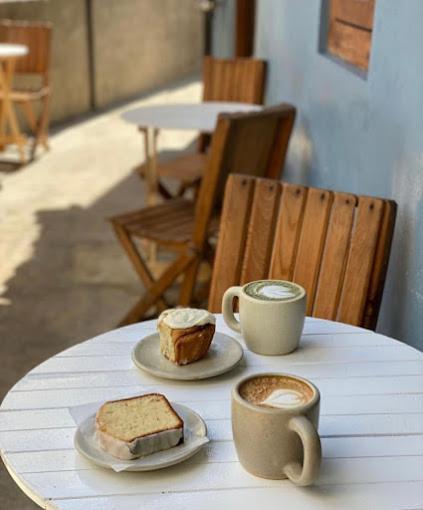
[0,77,201,509]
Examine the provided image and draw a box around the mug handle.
[222,286,242,333]
[283,416,321,486]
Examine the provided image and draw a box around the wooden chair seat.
[0,86,50,102]
[112,198,220,248]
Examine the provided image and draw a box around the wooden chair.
[0,20,52,160]
[111,104,296,325]
[140,56,267,198]
[209,175,396,330]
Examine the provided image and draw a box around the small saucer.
[132,332,243,381]
[74,403,208,472]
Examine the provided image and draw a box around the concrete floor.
[0,78,201,509]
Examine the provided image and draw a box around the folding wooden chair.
[209,175,397,329]
[138,56,267,198]
[0,20,52,160]
[111,104,296,326]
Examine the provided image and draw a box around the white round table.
[0,43,27,59]
[1,316,422,509]
[122,101,262,132]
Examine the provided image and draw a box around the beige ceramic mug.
[223,280,306,355]
[232,373,321,486]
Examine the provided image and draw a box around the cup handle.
[283,416,321,486]
[222,286,242,333]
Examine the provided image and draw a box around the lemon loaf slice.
[158,308,216,365]
[95,394,184,460]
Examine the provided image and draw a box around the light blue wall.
[213,0,423,350]
[212,0,235,58]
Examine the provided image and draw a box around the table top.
[0,43,28,58]
[122,101,262,132]
[1,316,422,509]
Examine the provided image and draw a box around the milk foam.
[261,389,307,408]
[245,280,302,301]
[258,284,297,300]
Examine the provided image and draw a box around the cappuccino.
[239,375,313,409]
[232,372,321,484]
[223,280,306,355]
[244,280,303,301]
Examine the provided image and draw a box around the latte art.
[258,285,297,300]
[261,389,308,408]
[239,375,314,409]
[244,280,303,302]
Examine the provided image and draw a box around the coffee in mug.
[232,373,321,485]
[223,280,306,355]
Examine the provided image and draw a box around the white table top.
[1,316,422,509]
[0,43,28,58]
[122,101,262,132]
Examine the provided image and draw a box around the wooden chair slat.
[268,183,307,281]
[211,175,397,330]
[313,192,357,320]
[202,57,265,104]
[292,188,333,315]
[336,196,384,325]
[362,200,397,329]
[113,199,191,226]
[208,176,255,312]
[241,178,281,284]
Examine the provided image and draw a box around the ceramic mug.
[222,280,306,355]
[232,372,321,485]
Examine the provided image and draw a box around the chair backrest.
[0,20,52,80]
[209,175,396,330]
[192,105,296,248]
[202,56,266,105]
[198,57,266,152]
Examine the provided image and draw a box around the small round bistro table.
[0,43,28,163]
[1,316,422,509]
[122,101,262,205]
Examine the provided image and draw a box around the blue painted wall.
[213,0,423,350]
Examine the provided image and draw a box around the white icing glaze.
[158,308,215,329]
[258,284,297,300]
[261,389,308,408]
[96,427,183,460]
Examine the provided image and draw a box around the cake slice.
[95,393,184,460]
[158,308,216,365]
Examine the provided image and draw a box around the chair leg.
[178,257,202,306]
[112,220,169,312]
[20,100,38,133]
[176,182,189,197]
[31,94,50,160]
[119,253,196,326]
[158,180,174,200]
[204,240,215,266]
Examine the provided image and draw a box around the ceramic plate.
[74,403,208,472]
[132,332,243,380]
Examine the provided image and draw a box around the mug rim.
[240,280,306,304]
[232,372,320,414]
